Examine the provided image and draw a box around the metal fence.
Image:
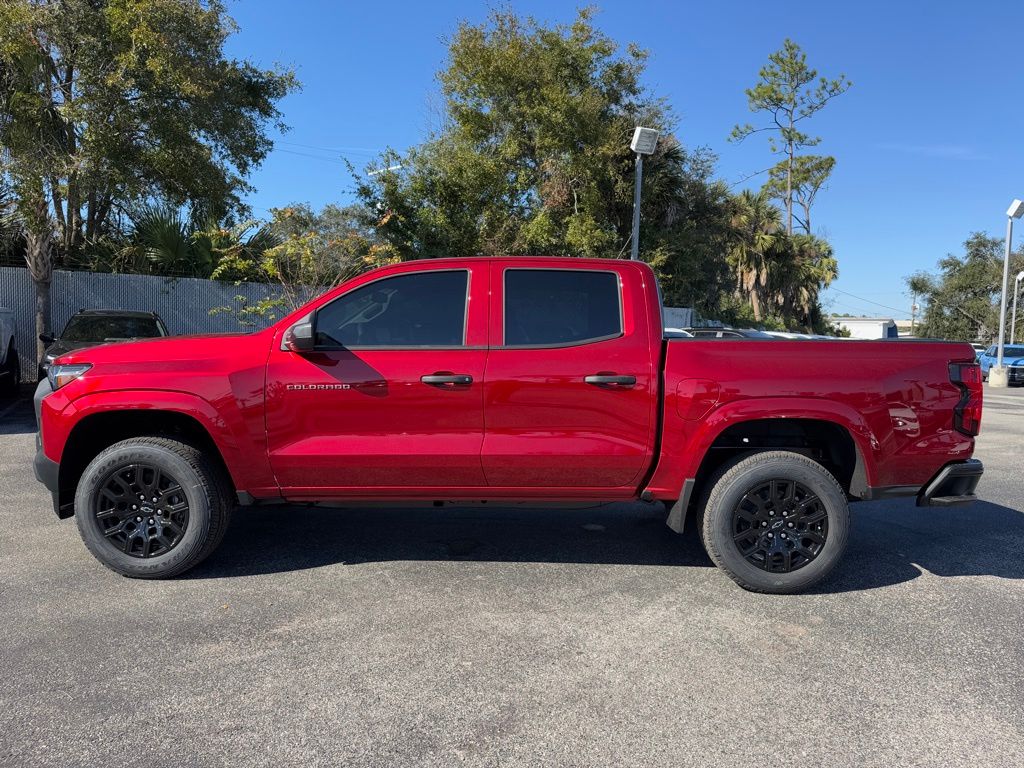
[0,267,283,381]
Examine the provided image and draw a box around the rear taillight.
[949,362,983,436]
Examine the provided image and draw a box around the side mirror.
[283,320,315,353]
[39,333,55,346]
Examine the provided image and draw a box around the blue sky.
[225,0,1023,320]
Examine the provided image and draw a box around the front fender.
[40,387,272,496]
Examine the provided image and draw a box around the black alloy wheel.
[698,450,850,593]
[730,479,828,573]
[94,463,190,558]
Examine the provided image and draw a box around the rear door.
[481,262,658,490]
[265,264,488,494]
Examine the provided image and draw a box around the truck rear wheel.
[74,437,233,578]
[699,451,849,594]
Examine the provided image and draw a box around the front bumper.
[916,459,983,507]
[32,377,70,518]
[33,445,64,517]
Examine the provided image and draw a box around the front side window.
[314,270,468,348]
[503,269,621,347]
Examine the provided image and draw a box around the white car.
[664,327,694,338]
[0,308,19,397]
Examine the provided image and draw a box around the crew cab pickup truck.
[33,257,984,592]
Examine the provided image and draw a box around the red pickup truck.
[33,257,984,592]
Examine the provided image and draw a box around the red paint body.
[38,257,980,509]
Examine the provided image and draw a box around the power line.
[277,140,381,156]
[273,148,351,165]
[827,287,908,315]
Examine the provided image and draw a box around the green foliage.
[726,190,838,332]
[762,155,835,234]
[130,204,206,276]
[358,7,660,259]
[731,39,849,234]
[0,184,21,262]
[906,233,1023,342]
[0,0,298,263]
[208,203,386,324]
[356,8,744,314]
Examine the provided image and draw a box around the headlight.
[47,363,92,391]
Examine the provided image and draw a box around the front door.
[481,262,657,490]
[265,265,488,494]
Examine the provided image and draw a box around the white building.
[836,316,899,340]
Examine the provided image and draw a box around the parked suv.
[38,309,168,379]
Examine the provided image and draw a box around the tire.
[699,451,850,594]
[74,437,233,578]
[0,341,18,398]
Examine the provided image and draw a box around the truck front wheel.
[699,451,850,594]
[74,437,233,578]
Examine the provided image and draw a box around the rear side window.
[315,270,468,348]
[504,269,621,347]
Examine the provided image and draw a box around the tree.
[209,203,388,323]
[727,189,782,322]
[0,0,297,359]
[725,189,838,331]
[731,39,850,235]
[354,7,736,310]
[762,155,835,234]
[771,233,838,332]
[906,233,1023,341]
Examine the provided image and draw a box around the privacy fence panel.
[0,267,283,381]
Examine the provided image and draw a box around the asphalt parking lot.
[1,387,1022,767]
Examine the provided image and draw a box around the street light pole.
[630,153,644,261]
[1012,270,1024,345]
[628,127,659,260]
[993,200,1024,387]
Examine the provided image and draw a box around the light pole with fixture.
[629,127,659,260]
[1012,269,1024,344]
[992,199,1024,387]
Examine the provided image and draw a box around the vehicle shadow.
[0,395,36,435]
[817,499,1024,593]
[187,497,1024,592]
[187,501,714,578]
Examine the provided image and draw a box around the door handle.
[421,373,473,386]
[585,374,637,387]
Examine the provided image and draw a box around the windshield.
[61,315,164,342]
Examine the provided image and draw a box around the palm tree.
[124,204,281,280]
[771,234,838,332]
[127,204,203,276]
[728,189,782,321]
